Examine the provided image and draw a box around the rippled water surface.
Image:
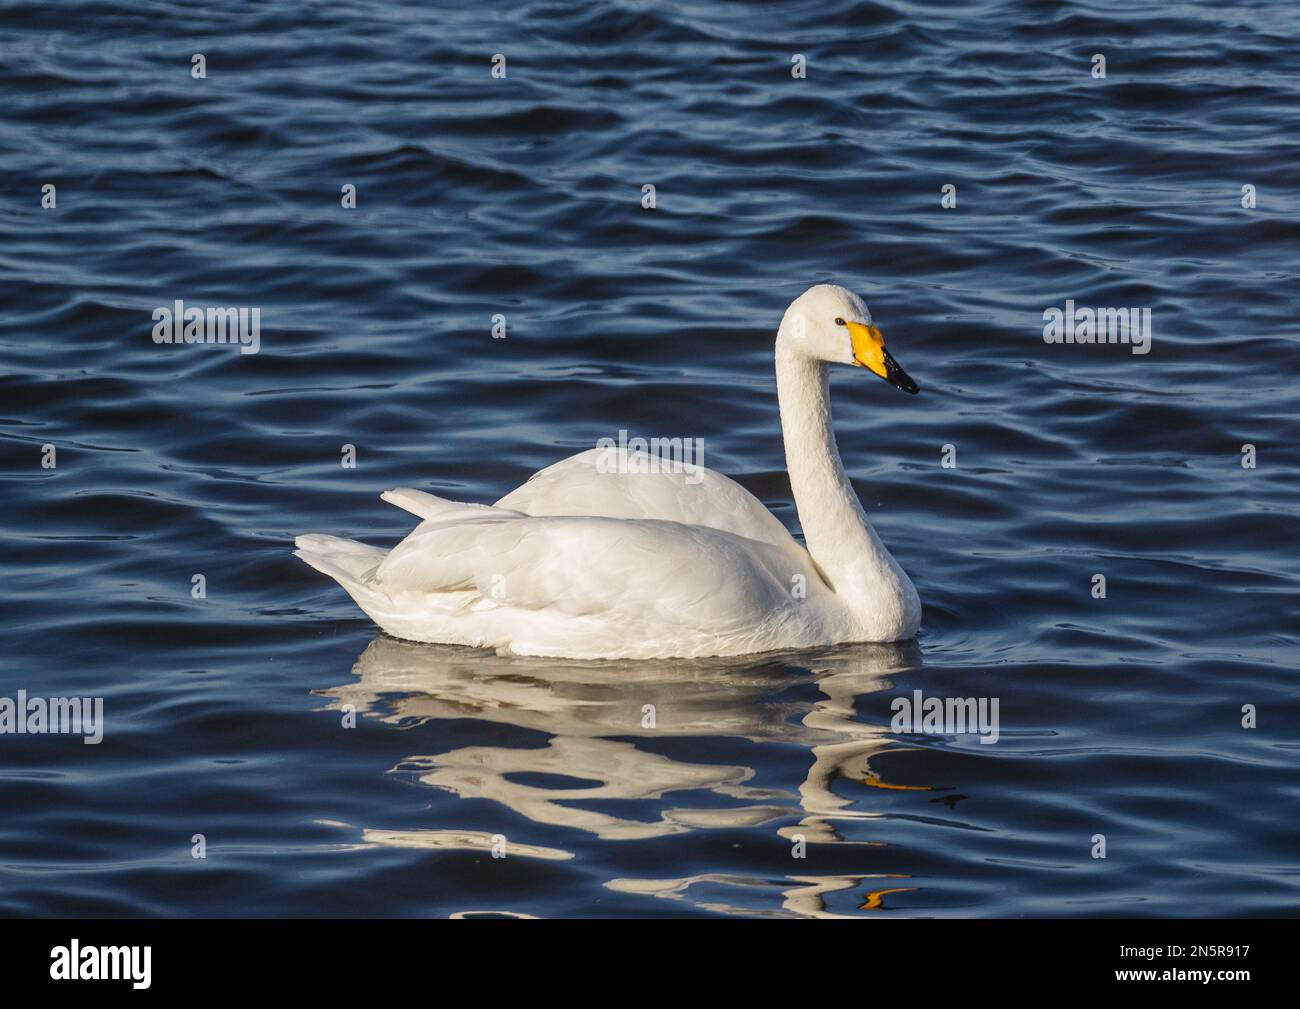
[2,0,1298,917]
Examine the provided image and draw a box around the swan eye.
[834,317,845,326]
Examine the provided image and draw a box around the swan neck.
[774,341,906,618]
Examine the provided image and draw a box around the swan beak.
[847,322,919,395]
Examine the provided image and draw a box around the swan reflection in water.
[319,635,927,917]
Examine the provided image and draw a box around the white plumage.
[296,284,922,659]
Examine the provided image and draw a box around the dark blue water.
[2,0,1298,917]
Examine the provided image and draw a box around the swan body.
[296,284,921,659]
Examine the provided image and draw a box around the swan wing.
[495,447,794,551]
[352,512,830,658]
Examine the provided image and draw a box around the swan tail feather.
[295,532,483,641]
[380,488,455,520]
[294,534,387,585]
[381,488,521,521]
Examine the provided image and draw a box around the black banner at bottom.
[0,917,1287,994]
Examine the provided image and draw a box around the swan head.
[778,283,919,394]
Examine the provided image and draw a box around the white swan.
[295,283,921,659]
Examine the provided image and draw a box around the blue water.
[2,0,1298,917]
